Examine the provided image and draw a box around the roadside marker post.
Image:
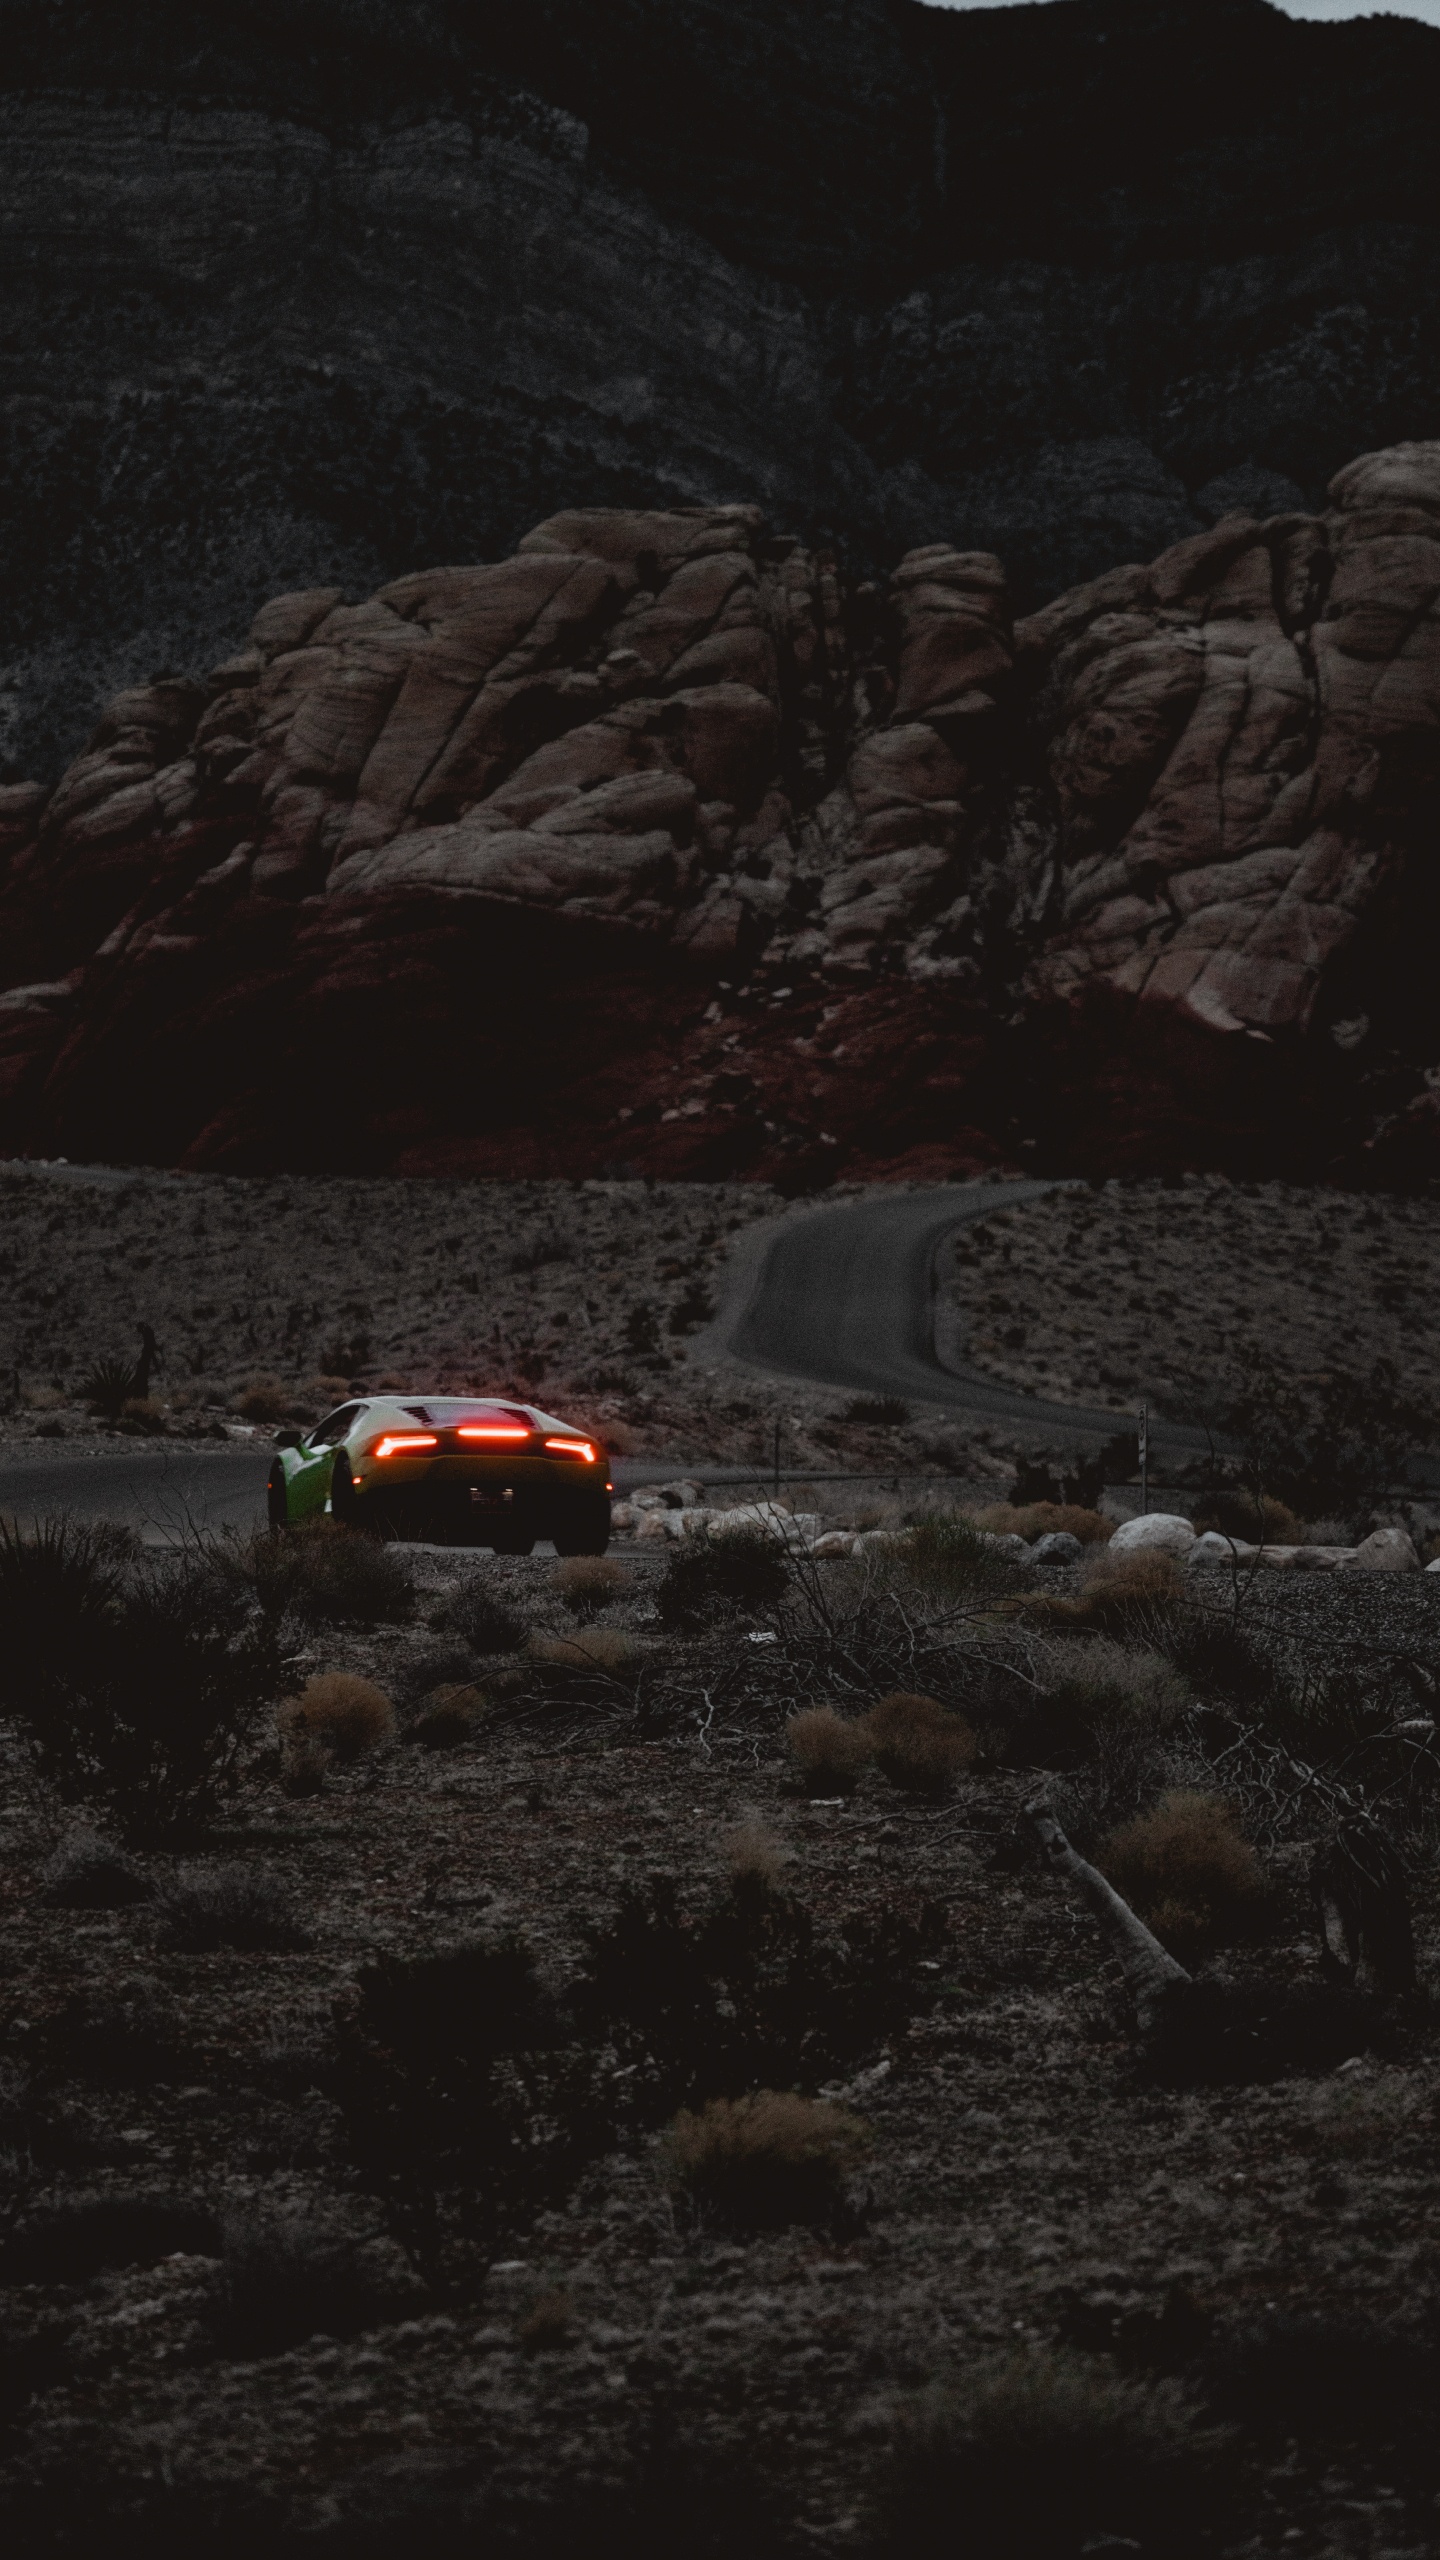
[1138,1404,1149,1514]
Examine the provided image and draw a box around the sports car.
[266,1395,612,1553]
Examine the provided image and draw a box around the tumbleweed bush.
[280,1671,395,1760]
[786,1706,875,1796]
[1099,1790,1270,1960]
[663,2090,870,2230]
[866,1691,978,1798]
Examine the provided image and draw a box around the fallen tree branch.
[1025,1797,1192,2034]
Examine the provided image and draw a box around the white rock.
[607,1500,637,1532]
[1186,1531,1241,1569]
[1342,1525,1421,1572]
[709,1500,813,1548]
[1426,1556,1440,1575]
[812,1530,861,1559]
[1031,1530,1083,1563]
[636,1507,713,1542]
[1289,1545,1353,1572]
[1107,1511,1197,1560]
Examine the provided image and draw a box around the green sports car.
[266,1395,612,1553]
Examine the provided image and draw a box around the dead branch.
[1025,1797,1192,2034]
[1311,1816,1416,1996]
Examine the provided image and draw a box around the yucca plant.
[79,1355,141,1419]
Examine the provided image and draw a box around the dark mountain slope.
[0,0,1437,778]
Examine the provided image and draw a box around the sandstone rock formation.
[2,0,1439,779]
[1,441,1438,1181]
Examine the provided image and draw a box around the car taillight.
[373,1433,438,1460]
[544,1437,597,1463]
[457,1425,529,1441]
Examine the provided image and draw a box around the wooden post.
[1138,1403,1149,1514]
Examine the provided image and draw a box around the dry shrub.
[516,2287,576,2353]
[430,1573,527,1654]
[1026,1549,1186,1636]
[249,1521,416,1627]
[1194,1489,1301,1545]
[552,1555,629,1621]
[1099,1790,1269,1960]
[280,1671,395,1761]
[663,2089,869,2230]
[234,1373,293,1424]
[884,2350,1227,2560]
[1033,1637,1190,1749]
[527,1628,648,1680]
[866,1692,977,1798]
[157,1862,306,1952]
[787,1706,874,1798]
[305,1372,352,1408]
[725,1820,789,1895]
[119,1397,169,1433]
[409,1683,486,1749]
[279,1727,331,1797]
[968,1501,1113,1546]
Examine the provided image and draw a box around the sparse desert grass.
[408,1684,487,1748]
[1033,1637,1190,1751]
[786,1706,874,1797]
[246,1521,415,1627]
[724,1820,789,1894]
[901,1511,1026,1601]
[866,1692,977,1798]
[662,2090,870,2229]
[40,1830,153,1908]
[967,1501,1113,1545]
[883,2350,1227,2560]
[527,1628,650,1681]
[279,1671,395,1761]
[1099,1791,1270,1960]
[156,1862,307,1952]
[552,1555,629,1620]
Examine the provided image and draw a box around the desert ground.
[4,1519,1440,2558]
[935,1179,1440,1424]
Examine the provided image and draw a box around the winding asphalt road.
[703,1178,1211,1460]
[0,1173,1206,1535]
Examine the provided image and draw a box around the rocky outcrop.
[1,442,1438,1181]
[2,1,1439,780]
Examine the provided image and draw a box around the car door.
[289,1403,364,1521]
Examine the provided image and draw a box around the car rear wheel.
[490,1530,536,1557]
[330,1455,361,1526]
[552,1505,611,1558]
[266,1460,290,1530]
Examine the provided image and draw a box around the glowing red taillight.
[457,1425,530,1441]
[373,1433,438,1460]
[544,1436,597,1463]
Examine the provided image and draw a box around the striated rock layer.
[1,440,1438,1184]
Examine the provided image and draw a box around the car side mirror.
[273,1427,304,1450]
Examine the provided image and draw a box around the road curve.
[701,1180,1213,1460]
